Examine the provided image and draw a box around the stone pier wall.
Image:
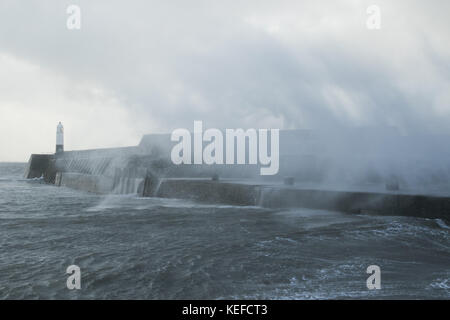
[24,154,56,184]
[151,179,450,221]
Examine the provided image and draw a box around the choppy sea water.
[0,163,449,299]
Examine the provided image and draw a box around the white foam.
[435,218,450,229]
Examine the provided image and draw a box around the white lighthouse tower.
[56,122,64,153]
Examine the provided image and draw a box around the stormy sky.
[0,0,449,161]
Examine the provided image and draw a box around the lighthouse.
[56,122,64,154]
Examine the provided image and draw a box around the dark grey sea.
[0,163,449,299]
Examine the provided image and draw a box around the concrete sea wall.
[24,129,450,221]
[55,172,144,195]
[153,179,260,206]
[25,152,450,221]
[24,154,56,184]
[56,172,114,194]
[151,179,450,221]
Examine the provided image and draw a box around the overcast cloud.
[0,0,449,161]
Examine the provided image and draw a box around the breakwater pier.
[24,124,450,222]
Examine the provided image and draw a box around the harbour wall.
[24,129,450,221]
[25,153,450,221]
[55,172,144,195]
[152,179,450,221]
[24,154,56,184]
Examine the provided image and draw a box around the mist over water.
[0,162,449,299]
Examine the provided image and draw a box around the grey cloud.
[0,0,450,161]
